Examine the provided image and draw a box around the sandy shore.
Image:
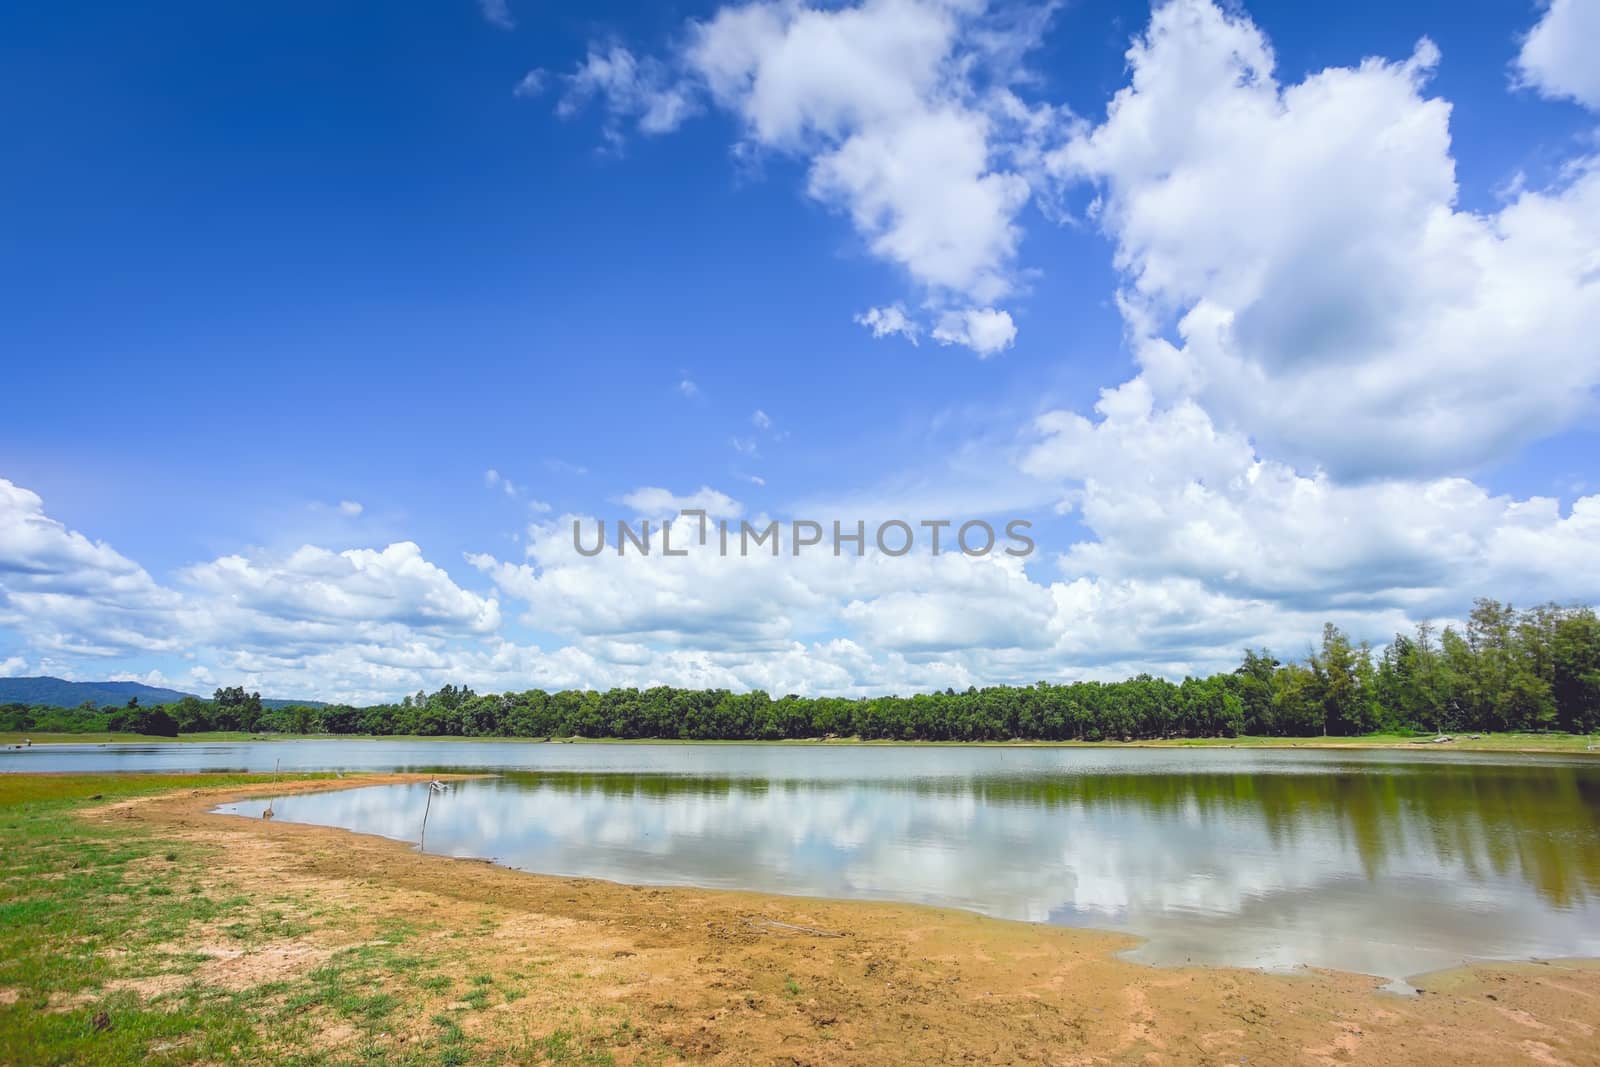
[88,775,1600,1065]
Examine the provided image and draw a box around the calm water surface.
[7,740,1597,982]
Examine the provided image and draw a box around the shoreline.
[4,772,1599,1063]
[6,729,1598,756]
[201,775,1600,989]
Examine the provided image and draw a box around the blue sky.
[2,0,1598,702]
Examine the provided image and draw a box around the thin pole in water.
[419,780,448,853]
[419,784,434,853]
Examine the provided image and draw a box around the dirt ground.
[91,776,1600,1065]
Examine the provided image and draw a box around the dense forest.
[5,600,1598,741]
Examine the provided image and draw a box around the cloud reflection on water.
[216,759,1600,981]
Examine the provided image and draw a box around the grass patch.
[0,773,513,1066]
[0,773,718,1066]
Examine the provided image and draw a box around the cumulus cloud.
[462,504,1414,689]
[0,478,184,656]
[0,477,515,702]
[183,543,500,639]
[556,45,699,146]
[618,486,744,519]
[338,500,363,517]
[687,0,1046,326]
[8,3,1600,703]
[469,507,1060,663]
[1515,0,1600,109]
[855,304,921,343]
[931,307,1016,356]
[1051,0,1600,478]
[546,0,1061,352]
[8,453,1600,703]
[1021,377,1600,616]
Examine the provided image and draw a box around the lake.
[7,740,1598,983]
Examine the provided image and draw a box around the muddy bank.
[90,776,1600,1065]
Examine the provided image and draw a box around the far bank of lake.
[5,729,1599,754]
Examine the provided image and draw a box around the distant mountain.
[0,676,326,709]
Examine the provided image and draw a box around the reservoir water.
[6,740,1597,982]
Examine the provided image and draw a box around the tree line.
[5,600,1597,741]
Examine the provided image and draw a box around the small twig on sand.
[744,918,846,938]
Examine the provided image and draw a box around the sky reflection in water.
[211,752,1600,982]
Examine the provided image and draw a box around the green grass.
[0,774,661,1065]
[0,733,275,745]
[0,774,316,1065]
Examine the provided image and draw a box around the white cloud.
[338,500,364,517]
[618,486,744,519]
[1051,0,1600,478]
[0,478,518,702]
[8,3,1600,703]
[687,0,1043,311]
[557,45,699,145]
[1515,0,1600,109]
[803,103,1029,304]
[184,543,501,639]
[469,509,1065,664]
[841,558,1056,653]
[7,453,1600,703]
[931,307,1016,356]
[109,668,173,688]
[855,304,921,343]
[860,302,1018,355]
[462,504,1404,689]
[546,0,1600,687]
[1021,377,1600,616]
[0,478,184,657]
[549,0,1061,348]
[479,0,515,31]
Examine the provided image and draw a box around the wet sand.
[91,776,1600,1065]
